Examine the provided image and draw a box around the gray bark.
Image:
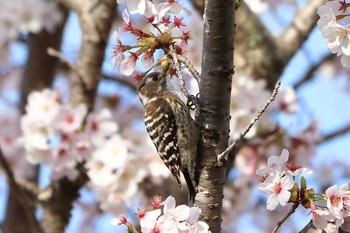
[195,0,235,232]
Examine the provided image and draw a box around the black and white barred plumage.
[137,72,198,203]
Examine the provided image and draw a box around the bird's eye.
[152,76,159,81]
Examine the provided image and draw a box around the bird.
[137,71,198,203]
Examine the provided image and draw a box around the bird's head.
[137,71,172,104]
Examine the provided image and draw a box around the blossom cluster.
[310,184,350,229]
[111,195,211,233]
[20,88,118,180]
[317,0,350,67]
[256,149,313,210]
[257,149,350,230]
[0,0,63,63]
[20,88,175,214]
[0,112,34,178]
[112,0,192,77]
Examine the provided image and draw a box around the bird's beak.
[137,77,146,92]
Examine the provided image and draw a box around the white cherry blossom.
[258,170,295,210]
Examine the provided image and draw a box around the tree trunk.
[195,0,235,232]
[41,1,115,232]
[2,5,68,233]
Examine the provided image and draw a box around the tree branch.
[67,0,116,109]
[102,73,136,90]
[47,47,74,69]
[55,0,79,11]
[294,53,334,89]
[318,123,350,144]
[277,0,326,57]
[217,81,281,164]
[169,45,192,98]
[0,149,44,233]
[272,203,299,233]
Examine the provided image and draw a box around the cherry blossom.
[310,203,333,229]
[111,215,129,226]
[117,0,157,17]
[266,148,289,173]
[120,52,139,75]
[325,184,350,219]
[317,1,338,29]
[85,109,118,147]
[0,112,33,179]
[318,0,350,67]
[273,87,298,114]
[186,207,210,233]
[157,0,191,19]
[0,0,63,63]
[138,208,162,231]
[113,1,192,76]
[256,148,289,182]
[141,50,155,69]
[86,135,129,190]
[119,195,211,233]
[111,30,126,69]
[235,147,259,176]
[25,88,61,126]
[286,161,313,177]
[55,104,87,133]
[258,170,295,210]
[19,88,123,182]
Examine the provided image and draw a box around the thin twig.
[47,47,74,69]
[318,123,350,144]
[272,203,299,233]
[0,148,44,233]
[169,45,191,98]
[102,73,136,90]
[294,53,334,89]
[217,81,281,163]
[176,54,201,83]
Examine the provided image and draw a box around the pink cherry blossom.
[186,207,210,233]
[256,149,291,185]
[310,203,333,229]
[25,88,61,126]
[267,148,289,174]
[152,196,162,209]
[156,0,191,19]
[118,0,157,17]
[55,104,87,133]
[111,30,126,69]
[85,109,118,146]
[120,52,139,76]
[162,196,190,222]
[138,208,161,231]
[326,184,350,219]
[317,2,338,30]
[286,161,313,176]
[141,50,155,69]
[111,215,132,226]
[258,171,294,210]
[273,87,298,114]
[317,0,350,67]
